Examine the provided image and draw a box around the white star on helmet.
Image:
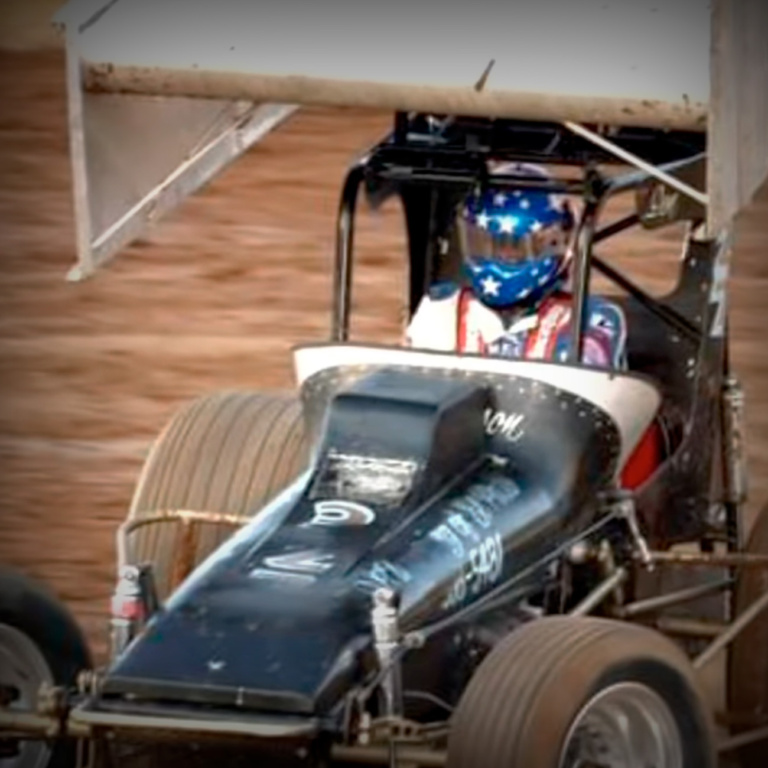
[493,192,507,206]
[480,276,501,297]
[498,216,517,234]
[476,211,491,229]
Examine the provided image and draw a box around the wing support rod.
[563,121,709,208]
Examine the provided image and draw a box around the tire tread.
[447,617,715,768]
[125,391,308,599]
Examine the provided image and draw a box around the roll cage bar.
[331,112,708,364]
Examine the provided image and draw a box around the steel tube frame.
[618,577,732,617]
[569,568,629,617]
[117,509,245,571]
[563,122,709,207]
[717,725,768,754]
[693,586,768,670]
[330,116,709,362]
[6,700,767,762]
[332,163,366,342]
[655,616,726,638]
[331,743,446,766]
[567,188,602,365]
[648,550,768,568]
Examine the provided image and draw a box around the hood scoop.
[308,367,490,508]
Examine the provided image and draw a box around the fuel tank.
[99,365,621,717]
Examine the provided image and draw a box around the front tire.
[126,390,309,599]
[0,568,91,768]
[447,616,715,768]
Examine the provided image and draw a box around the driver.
[405,162,628,368]
[405,162,664,489]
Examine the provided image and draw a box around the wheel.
[0,568,91,768]
[447,616,716,768]
[126,390,309,600]
[727,499,768,768]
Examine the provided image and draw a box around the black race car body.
[6,110,765,768]
[95,348,659,729]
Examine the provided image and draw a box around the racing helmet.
[461,162,576,308]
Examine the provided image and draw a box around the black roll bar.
[330,119,707,351]
[331,162,366,342]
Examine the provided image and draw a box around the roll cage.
[332,112,707,349]
[330,112,730,549]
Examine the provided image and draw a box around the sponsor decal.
[249,549,336,584]
[446,510,481,542]
[464,476,521,515]
[424,476,519,610]
[427,476,520,559]
[428,522,467,558]
[311,451,419,506]
[355,560,412,593]
[443,532,505,610]
[303,499,376,528]
[483,408,525,442]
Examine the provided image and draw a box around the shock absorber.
[722,375,747,550]
[109,564,159,660]
[371,587,403,719]
[723,375,748,505]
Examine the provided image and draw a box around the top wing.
[65,0,710,131]
[53,0,768,277]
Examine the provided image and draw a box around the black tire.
[727,500,768,768]
[0,568,91,768]
[126,390,309,600]
[447,616,716,768]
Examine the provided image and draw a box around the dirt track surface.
[1,46,768,669]
[0,48,409,658]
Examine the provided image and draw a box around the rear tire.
[0,568,91,768]
[126,390,309,599]
[447,616,715,768]
[727,500,768,768]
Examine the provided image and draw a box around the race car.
[2,110,768,768]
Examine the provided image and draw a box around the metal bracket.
[563,121,709,208]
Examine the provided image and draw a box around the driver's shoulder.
[585,294,627,329]
[547,290,626,325]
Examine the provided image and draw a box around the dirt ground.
[1,35,768,682]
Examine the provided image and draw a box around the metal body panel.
[100,368,620,716]
[50,0,713,275]
[54,1,297,280]
[69,704,319,739]
[59,0,709,122]
[49,0,767,277]
[68,94,296,281]
[293,343,660,470]
[708,0,768,234]
[615,231,728,544]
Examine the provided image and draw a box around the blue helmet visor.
[462,215,572,263]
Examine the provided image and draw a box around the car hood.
[100,366,622,716]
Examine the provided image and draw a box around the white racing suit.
[405,282,628,368]
[403,281,667,490]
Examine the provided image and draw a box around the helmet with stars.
[460,162,576,309]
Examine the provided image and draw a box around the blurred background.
[0,0,767,669]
